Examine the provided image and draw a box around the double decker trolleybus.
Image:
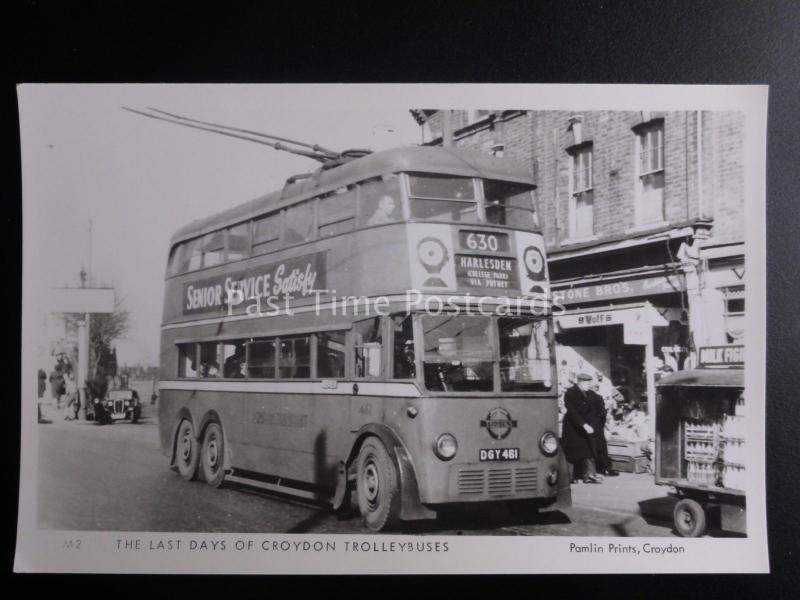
[158,145,571,531]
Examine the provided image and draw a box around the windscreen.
[498,317,552,392]
[422,315,494,392]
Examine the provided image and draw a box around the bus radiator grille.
[456,467,538,496]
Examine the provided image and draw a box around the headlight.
[433,433,458,461]
[539,431,558,456]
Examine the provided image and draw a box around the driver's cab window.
[392,313,416,379]
[354,317,383,378]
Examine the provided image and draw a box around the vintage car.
[102,388,142,423]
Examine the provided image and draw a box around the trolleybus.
[158,145,571,531]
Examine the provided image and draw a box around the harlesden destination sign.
[455,254,520,292]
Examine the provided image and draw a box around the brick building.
[411,109,746,424]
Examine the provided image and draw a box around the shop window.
[392,314,416,379]
[278,336,311,379]
[635,120,665,225]
[568,144,594,238]
[285,201,315,244]
[354,317,383,378]
[252,212,281,255]
[357,175,403,227]
[247,339,276,378]
[317,331,346,378]
[177,343,198,378]
[319,187,356,237]
[722,286,745,343]
[226,223,249,262]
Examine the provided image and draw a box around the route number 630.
[465,232,499,252]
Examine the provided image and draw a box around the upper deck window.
[180,237,204,272]
[408,174,480,223]
[200,231,225,268]
[285,200,315,244]
[319,187,356,237]
[226,223,250,261]
[167,244,183,276]
[252,212,281,255]
[358,175,403,227]
[484,180,538,229]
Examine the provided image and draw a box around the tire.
[356,438,401,532]
[673,498,707,537]
[175,419,200,481]
[200,421,226,488]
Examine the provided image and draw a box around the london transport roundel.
[417,237,449,272]
[523,246,545,277]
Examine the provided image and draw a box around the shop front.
[552,271,690,442]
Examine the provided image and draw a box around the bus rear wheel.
[175,419,200,481]
[200,421,226,488]
[356,438,400,532]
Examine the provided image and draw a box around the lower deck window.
[178,343,198,378]
[278,336,311,378]
[248,340,276,378]
[317,331,346,378]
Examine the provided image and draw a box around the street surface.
[37,381,678,536]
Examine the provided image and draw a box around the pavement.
[34,382,679,536]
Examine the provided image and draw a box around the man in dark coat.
[561,373,603,483]
[586,386,619,477]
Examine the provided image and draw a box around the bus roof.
[169,146,536,248]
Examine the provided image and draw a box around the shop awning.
[656,368,743,388]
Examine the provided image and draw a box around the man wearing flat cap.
[561,372,603,483]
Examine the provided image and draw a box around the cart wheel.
[673,498,707,537]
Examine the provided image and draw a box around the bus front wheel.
[200,421,226,488]
[175,419,200,481]
[356,438,401,532]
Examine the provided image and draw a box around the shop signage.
[698,345,744,367]
[455,254,520,291]
[552,273,685,305]
[182,252,326,315]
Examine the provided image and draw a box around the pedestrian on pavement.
[64,370,80,421]
[37,368,47,423]
[561,372,603,484]
[587,381,619,477]
[49,364,65,410]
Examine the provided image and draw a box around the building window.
[568,144,594,239]
[635,120,665,225]
[722,286,745,343]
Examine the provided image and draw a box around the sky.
[19,85,423,366]
[19,83,766,367]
